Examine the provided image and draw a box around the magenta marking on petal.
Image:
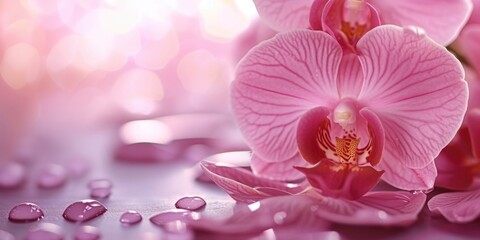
[295,159,383,200]
[297,106,331,164]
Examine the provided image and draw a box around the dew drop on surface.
[175,196,206,211]
[37,164,67,188]
[25,223,64,240]
[149,209,191,227]
[8,202,44,222]
[0,229,15,240]
[411,188,432,195]
[63,199,107,222]
[87,179,113,189]
[120,210,143,224]
[273,211,287,225]
[74,226,101,240]
[90,188,111,199]
[0,162,25,189]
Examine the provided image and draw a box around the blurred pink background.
[0,0,261,160]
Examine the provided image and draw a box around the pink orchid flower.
[428,6,480,222]
[231,24,467,193]
[253,0,472,46]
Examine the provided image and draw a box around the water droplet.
[90,188,111,199]
[87,179,112,189]
[120,210,142,224]
[273,211,287,225]
[25,223,64,240]
[114,142,178,163]
[411,188,433,195]
[8,202,44,222]
[0,162,26,189]
[88,179,112,199]
[149,209,190,227]
[74,226,101,240]
[175,196,206,211]
[0,229,15,240]
[63,199,107,222]
[37,164,67,188]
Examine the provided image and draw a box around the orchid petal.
[357,25,468,169]
[378,152,437,190]
[186,195,328,237]
[232,30,342,163]
[251,153,307,181]
[320,0,380,48]
[428,190,480,223]
[200,161,305,203]
[308,190,426,226]
[368,0,472,45]
[359,108,385,167]
[467,108,480,159]
[253,0,315,32]
[309,0,329,30]
[295,159,384,200]
[296,106,330,164]
[337,53,363,98]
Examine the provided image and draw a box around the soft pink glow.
[111,69,164,115]
[133,30,179,70]
[120,120,172,144]
[1,43,41,89]
[178,49,222,93]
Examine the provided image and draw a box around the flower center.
[317,100,372,165]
